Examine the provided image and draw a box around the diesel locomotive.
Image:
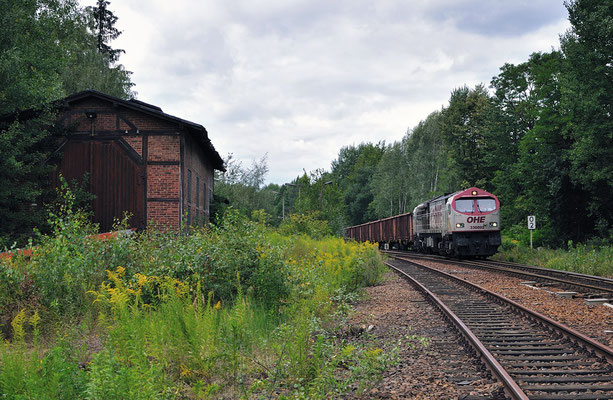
[344,187,502,258]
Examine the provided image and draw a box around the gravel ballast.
[417,260,613,347]
[347,272,502,399]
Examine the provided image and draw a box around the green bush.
[279,212,331,239]
[86,349,166,400]
[0,342,87,399]
[494,242,613,277]
[0,191,391,398]
[502,223,558,248]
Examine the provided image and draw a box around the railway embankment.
[345,271,501,399]
[385,257,613,399]
[418,259,613,348]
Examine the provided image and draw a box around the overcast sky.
[81,0,570,184]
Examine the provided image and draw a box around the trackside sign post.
[528,215,536,249]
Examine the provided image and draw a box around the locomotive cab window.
[455,199,474,213]
[477,198,496,212]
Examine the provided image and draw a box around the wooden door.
[58,139,144,232]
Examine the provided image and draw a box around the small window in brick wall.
[203,182,207,209]
[187,170,192,226]
[187,170,192,204]
[196,176,200,211]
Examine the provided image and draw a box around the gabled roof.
[63,90,225,171]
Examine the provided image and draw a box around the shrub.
[0,193,391,398]
[279,212,331,238]
[494,242,613,277]
[0,342,87,399]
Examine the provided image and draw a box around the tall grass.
[494,236,613,277]
[0,202,390,398]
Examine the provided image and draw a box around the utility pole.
[319,180,333,209]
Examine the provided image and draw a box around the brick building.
[53,90,224,232]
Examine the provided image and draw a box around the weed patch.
[0,202,389,398]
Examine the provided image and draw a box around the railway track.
[384,250,613,299]
[387,256,613,400]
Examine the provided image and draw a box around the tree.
[86,0,124,63]
[441,85,492,189]
[330,142,385,226]
[560,0,613,238]
[403,110,447,208]
[282,170,345,233]
[370,142,410,218]
[0,0,133,246]
[213,154,274,220]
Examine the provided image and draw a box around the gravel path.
[418,260,613,347]
[347,272,502,399]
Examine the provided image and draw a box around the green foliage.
[0,342,87,399]
[0,0,133,247]
[213,153,274,221]
[331,142,386,226]
[0,197,390,398]
[86,348,166,400]
[441,84,492,189]
[401,111,447,209]
[370,142,411,218]
[0,113,59,248]
[560,0,613,239]
[279,212,331,239]
[86,0,124,63]
[28,180,102,315]
[494,241,613,277]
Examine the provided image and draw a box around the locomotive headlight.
[490,222,498,227]
[456,223,464,228]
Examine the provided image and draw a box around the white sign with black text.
[527,215,536,230]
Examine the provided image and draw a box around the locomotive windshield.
[477,198,496,212]
[455,199,474,212]
[455,197,497,213]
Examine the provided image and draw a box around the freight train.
[344,187,501,258]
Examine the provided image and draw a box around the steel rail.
[456,259,613,295]
[384,250,613,296]
[385,261,530,400]
[487,259,613,285]
[392,255,613,364]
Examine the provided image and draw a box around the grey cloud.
[103,0,568,184]
[424,0,567,36]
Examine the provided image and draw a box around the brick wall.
[183,133,214,225]
[123,136,142,156]
[148,136,180,161]
[119,110,176,131]
[60,94,217,231]
[146,202,180,229]
[147,165,180,198]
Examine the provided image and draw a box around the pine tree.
[87,0,125,63]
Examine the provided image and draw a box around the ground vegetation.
[0,185,390,398]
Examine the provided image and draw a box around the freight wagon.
[344,187,501,258]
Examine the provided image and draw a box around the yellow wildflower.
[136,273,148,287]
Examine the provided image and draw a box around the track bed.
[388,257,613,400]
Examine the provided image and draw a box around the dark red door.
[58,139,144,232]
